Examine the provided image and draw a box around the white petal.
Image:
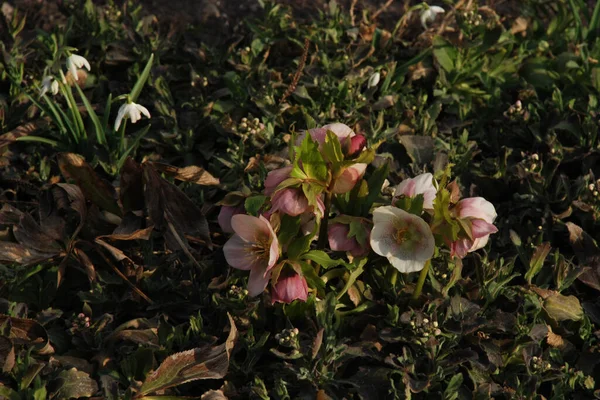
[114,103,128,131]
[67,59,79,81]
[50,80,59,95]
[389,256,427,273]
[321,123,355,140]
[134,103,151,119]
[370,219,402,258]
[129,105,141,124]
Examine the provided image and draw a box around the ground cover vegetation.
[0,0,599,398]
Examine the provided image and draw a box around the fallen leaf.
[152,162,220,186]
[544,293,583,322]
[566,222,600,291]
[50,368,99,399]
[398,135,434,164]
[138,314,237,396]
[0,315,53,354]
[0,336,15,372]
[58,153,121,216]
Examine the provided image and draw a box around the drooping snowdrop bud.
[114,101,151,131]
[66,54,91,81]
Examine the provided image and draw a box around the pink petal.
[223,235,260,271]
[248,267,271,297]
[346,134,367,158]
[394,173,436,210]
[271,270,309,304]
[470,219,498,239]
[266,225,280,272]
[322,123,355,141]
[328,223,357,252]
[457,197,497,223]
[332,163,367,194]
[470,235,489,252]
[450,239,472,259]
[218,205,244,233]
[231,214,270,242]
[264,166,293,195]
[270,188,309,216]
[307,127,328,144]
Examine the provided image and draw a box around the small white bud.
[368,72,381,88]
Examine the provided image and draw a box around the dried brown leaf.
[58,153,121,216]
[566,222,600,291]
[152,162,220,186]
[50,368,99,399]
[0,336,15,372]
[138,314,237,396]
[0,315,53,354]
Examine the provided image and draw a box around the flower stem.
[388,267,398,289]
[316,190,333,251]
[412,259,431,300]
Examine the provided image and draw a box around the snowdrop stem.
[119,119,127,153]
[412,259,431,300]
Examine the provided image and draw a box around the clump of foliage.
[0,0,599,398]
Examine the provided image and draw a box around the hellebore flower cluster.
[220,122,499,305]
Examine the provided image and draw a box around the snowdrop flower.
[449,197,498,258]
[66,54,91,81]
[40,76,59,96]
[420,5,445,29]
[394,173,437,211]
[370,206,435,273]
[368,72,381,88]
[223,214,280,297]
[114,101,151,131]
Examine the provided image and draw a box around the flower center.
[394,226,409,245]
[250,235,271,261]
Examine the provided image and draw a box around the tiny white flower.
[420,5,445,29]
[370,206,435,273]
[40,76,59,96]
[368,72,381,88]
[114,102,151,131]
[66,54,91,81]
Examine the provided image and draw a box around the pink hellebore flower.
[394,173,437,211]
[346,134,367,158]
[328,219,371,258]
[370,206,435,273]
[271,268,309,304]
[265,166,309,216]
[223,214,280,297]
[449,197,498,259]
[218,205,245,233]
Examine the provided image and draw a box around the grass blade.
[129,53,154,103]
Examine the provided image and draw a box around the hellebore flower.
[114,101,151,131]
[218,205,245,233]
[264,166,324,217]
[223,214,279,297]
[40,76,59,96]
[394,173,437,210]
[346,134,367,158]
[66,54,91,81]
[420,5,445,29]
[449,197,498,258]
[328,218,371,257]
[271,268,309,304]
[370,206,435,273]
[332,163,367,194]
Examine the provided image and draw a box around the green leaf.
[348,219,368,247]
[301,250,347,269]
[433,36,457,73]
[525,243,552,284]
[544,293,583,322]
[51,368,99,399]
[277,214,301,248]
[443,373,464,400]
[321,130,344,164]
[299,260,325,292]
[74,82,106,145]
[298,134,328,182]
[362,161,389,215]
[130,53,154,103]
[431,189,460,243]
[15,135,58,146]
[287,234,315,260]
[245,195,267,216]
[336,258,366,301]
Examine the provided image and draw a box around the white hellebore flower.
[394,172,437,211]
[40,76,59,96]
[370,206,435,273]
[66,54,91,81]
[420,5,445,29]
[114,102,151,131]
[368,72,381,88]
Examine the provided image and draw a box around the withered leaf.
[566,222,600,291]
[398,135,434,164]
[138,314,237,396]
[544,292,584,322]
[0,336,15,372]
[152,162,220,186]
[55,183,87,241]
[0,120,48,149]
[120,158,145,213]
[58,153,121,216]
[50,368,99,399]
[142,163,212,249]
[0,241,56,264]
[0,315,53,354]
[13,212,62,253]
[49,355,94,375]
[74,248,97,283]
[201,389,228,399]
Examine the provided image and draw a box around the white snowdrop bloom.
[66,54,91,81]
[114,102,151,131]
[40,76,59,96]
[420,5,445,29]
[370,206,435,273]
[368,72,381,88]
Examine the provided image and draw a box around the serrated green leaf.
[298,134,328,182]
[301,250,347,269]
[245,195,267,216]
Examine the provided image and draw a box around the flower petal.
[270,188,309,216]
[470,218,498,239]
[328,223,356,252]
[264,166,293,195]
[218,206,244,233]
[457,197,497,223]
[231,214,270,242]
[114,104,128,131]
[223,235,259,271]
[332,163,366,194]
[134,103,151,119]
[248,267,271,297]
